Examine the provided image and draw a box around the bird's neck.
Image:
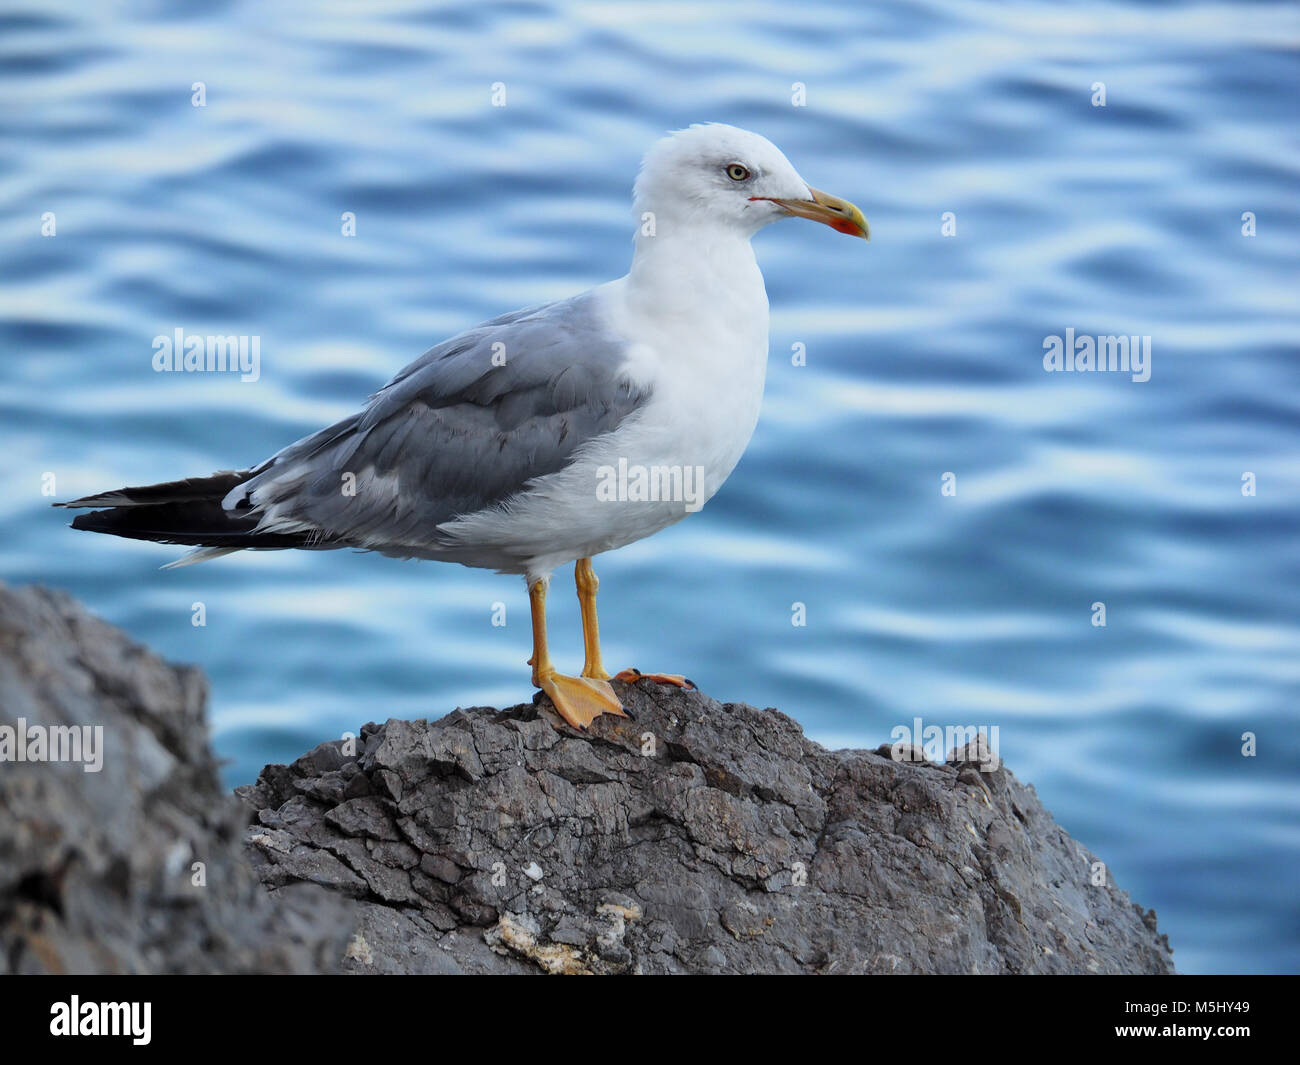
[625,222,767,322]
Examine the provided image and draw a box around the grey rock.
[0,583,1175,975]
[0,584,353,973]
[239,686,1176,975]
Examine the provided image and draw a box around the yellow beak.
[753,186,870,240]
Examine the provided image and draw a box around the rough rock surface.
[0,583,1175,975]
[239,687,1175,975]
[0,584,351,973]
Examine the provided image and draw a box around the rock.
[239,690,1176,976]
[0,584,352,974]
[0,583,1175,975]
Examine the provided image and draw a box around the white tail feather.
[160,547,240,570]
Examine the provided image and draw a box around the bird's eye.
[726,163,750,181]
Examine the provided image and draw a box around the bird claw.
[613,668,695,689]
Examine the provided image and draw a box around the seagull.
[58,124,868,729]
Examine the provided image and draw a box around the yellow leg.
[527,576,550,688]
[528,575,625,729]
[574,559,695,690]
[575,558,611,681]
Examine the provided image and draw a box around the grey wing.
[229,292,649,555]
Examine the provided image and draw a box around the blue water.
[2,0,1297,975]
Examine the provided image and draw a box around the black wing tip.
[69,510,108,532]
[56,496,128,510]
[51,470,261,512]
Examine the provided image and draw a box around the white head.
[632,123,868,242]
